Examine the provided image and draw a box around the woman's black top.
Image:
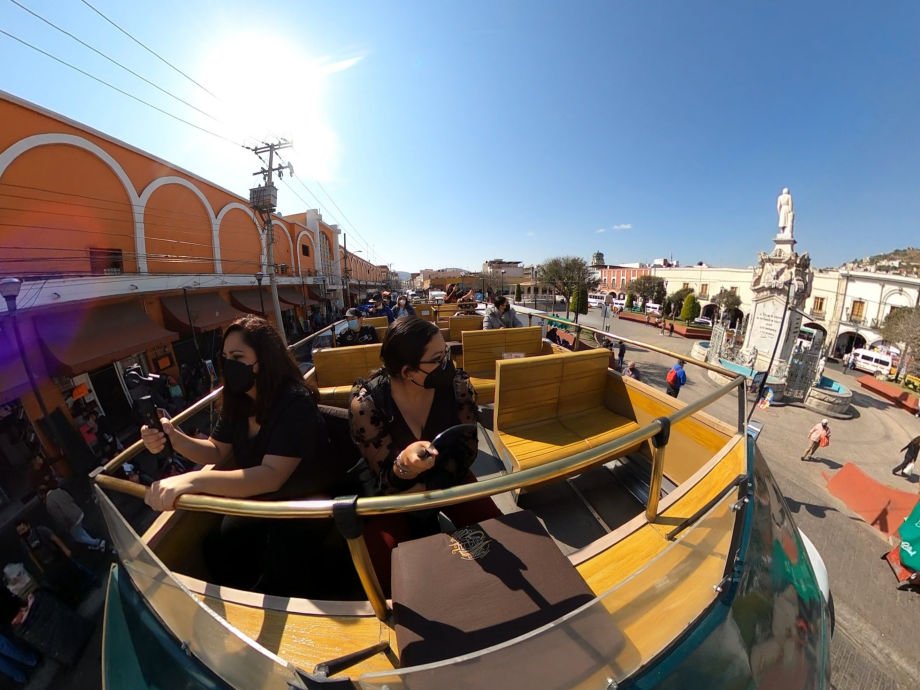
[211,386,343,500]
[349,370,478,494]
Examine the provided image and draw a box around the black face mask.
[222,358,257,395]
[417,358,456,390]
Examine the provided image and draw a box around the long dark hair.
[219,315,305,425]
[378,316,439,379]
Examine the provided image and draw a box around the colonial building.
[651,263,920,356]
[0,92,388,499]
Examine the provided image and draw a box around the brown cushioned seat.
[392,510,596,668]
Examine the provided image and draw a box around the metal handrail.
[100,318,345,475]
[95,373,745,518]
[514,304,740,378]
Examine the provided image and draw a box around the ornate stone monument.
[742,187,813,382]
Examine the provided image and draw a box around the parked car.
[693,317,713,327]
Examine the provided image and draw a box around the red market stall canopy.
[160,291,248,334]
[36,301,178,376]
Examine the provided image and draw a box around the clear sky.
[2,1,919,274]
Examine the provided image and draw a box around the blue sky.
[1,1,919,274]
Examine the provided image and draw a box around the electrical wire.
[0,29,244,147]
[1,7,389,274]
[78,0,218,100]
[8,0,220,122]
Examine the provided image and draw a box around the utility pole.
[248,140,293,344]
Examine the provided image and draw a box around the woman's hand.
[395,441,438,480]
[145,473,197,511]
[140,418,176,455]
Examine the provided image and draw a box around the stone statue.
[776,187,794,238]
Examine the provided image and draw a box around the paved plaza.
[571,307,920,689]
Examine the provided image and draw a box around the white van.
[851,348,894,378]
[587,293,610,308]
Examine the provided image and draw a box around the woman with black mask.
[140,316,348,593]
[349,316,500,592]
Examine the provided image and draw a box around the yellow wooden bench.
[363,316,389,329]
[304,343,382,407]
[448,314,484,342]
[461,326,545,405]
[413,303,437,322]
[494,349,640,472]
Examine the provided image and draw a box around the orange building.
[0,92,385,497]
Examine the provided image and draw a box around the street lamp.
[500,269,506,296]
[254,272,265,314]
[0,278,50,418]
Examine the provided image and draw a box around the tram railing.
[94,306,748,622]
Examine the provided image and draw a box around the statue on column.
[776,187,795,238]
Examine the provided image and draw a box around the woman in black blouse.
[141,315,347,591]
[349,316,501,590]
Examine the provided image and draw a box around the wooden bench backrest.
[461,326,544,377]
[312,343,382,387]
[556,349,611,416]
[448,315,483,341]
[494,353,564,429]
[414,304,437,322]
[363,316,389,329]
[437,304,460,319]
[375,326,388,342]
[495,349,611,430]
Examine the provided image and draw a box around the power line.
[0,29,244,147]
[78,0,218,100]
[8,0,219,122]
[0,180,260,226]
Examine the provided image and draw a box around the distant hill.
[846,247,920,276]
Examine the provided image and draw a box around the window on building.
[850,300,866,320]
[682,283,689,290]
[699,284,709,298]
[301,244,310,257]
[812,297,825,313]
[729,286,737,295]
[89,248,124,275]
[620,277,627,288]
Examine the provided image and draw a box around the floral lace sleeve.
[453,368,479,424]
[348,383,415,493]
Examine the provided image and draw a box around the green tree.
[713,289,742,313]
[628,275,663,306]
[570,286,589,323]
[667,287,694,319]
[652,280,667,305]
[538,256,599,319]
[882,306,920,377]
[679,293,700,322]
[514,283,523,302]
[625,293,635,310]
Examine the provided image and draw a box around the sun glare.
[196,30,361,182]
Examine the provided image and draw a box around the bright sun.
[196,29,361,182]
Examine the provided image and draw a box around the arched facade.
[833,330,866,356]
[141,178,216,274]
[0,133,140,275]
[217,205,262,275]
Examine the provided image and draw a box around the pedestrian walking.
[623,361,642,382]
[38,486,106,551]
[893,435,920,477]
[16,520,92,605]
[665,360,687,398]
[801,419,830,461]
[668,322,674,337]
[617,341,626,369]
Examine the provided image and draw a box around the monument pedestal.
[742,234,812,383]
